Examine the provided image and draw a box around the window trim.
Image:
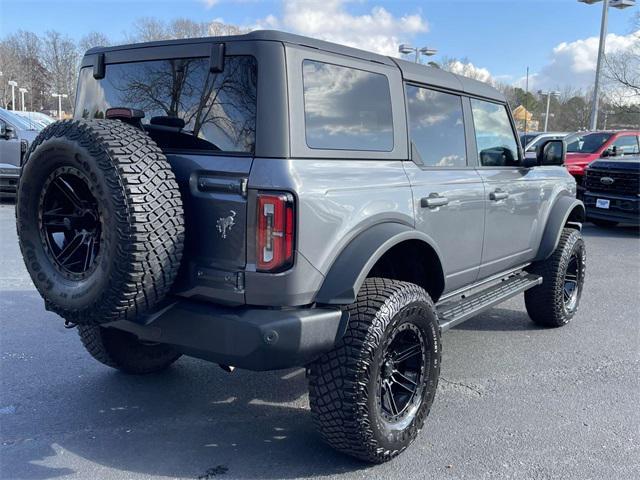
[404,82,472,170]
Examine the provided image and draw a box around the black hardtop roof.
[86,29,505,102]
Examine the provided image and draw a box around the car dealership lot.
[1,201,638,480]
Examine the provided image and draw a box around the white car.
[524,132,570,155]
[13,111,55,130]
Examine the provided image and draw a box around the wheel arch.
[534,194,585,262]
[314,223,445,305]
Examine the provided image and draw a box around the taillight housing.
[256,191,295,272]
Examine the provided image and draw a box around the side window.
[611,135,639,156]
[406,85,467,167]
[302,60,393,151]
[470,99,520,167]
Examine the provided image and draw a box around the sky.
[1,0,639,91]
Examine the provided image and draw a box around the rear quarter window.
[302,60,393,151]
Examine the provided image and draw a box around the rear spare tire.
[16,120,184,325]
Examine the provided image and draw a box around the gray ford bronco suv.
[16,31,586,463]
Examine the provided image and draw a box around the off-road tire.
[16,120,184,325]
[591,219,618,228]
[308,278,441,463]
[525,228,586,327]
[78,325,181,374]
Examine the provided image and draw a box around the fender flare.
[533,195,585,262]
[314,222,444,305]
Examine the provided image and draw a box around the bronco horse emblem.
[216,210,236,239]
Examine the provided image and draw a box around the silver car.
[0,108,40,197]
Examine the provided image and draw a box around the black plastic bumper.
[107,299,348,371]
[0,167,20,197]
[584,192,640,225]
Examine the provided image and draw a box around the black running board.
[436,272,542,331]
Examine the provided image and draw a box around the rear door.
[404,85,485,292]
[469,98,551,279]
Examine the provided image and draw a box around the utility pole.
[8,80,17,110]
[539,90,560,132]
[52,93,68,119]
[19,88,28,112]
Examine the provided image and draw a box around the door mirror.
[601,146,616,158]
[0,122,5,138]
[536,139,565,166]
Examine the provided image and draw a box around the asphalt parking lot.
[1,200,639,480]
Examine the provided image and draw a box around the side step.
[436,272,542,331]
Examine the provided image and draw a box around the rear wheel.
[16,120,184,325]
[78,326,181,374]
[525,228,586,327]
[308,278,441,463]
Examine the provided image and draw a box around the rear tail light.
[256,191,295,272]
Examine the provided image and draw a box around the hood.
[17,129,39,144]
[565,152,597,164]
[588,157,640,173]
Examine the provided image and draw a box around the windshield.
[0,108,40,131]
[566,132,612,154]
[75,55,257,154]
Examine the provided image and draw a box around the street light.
[399,44,438,64]
[52,93,68,119]
[539,90,560,132]
[578,0,636,130]
[8,80,17,111]
[18,88,28,112]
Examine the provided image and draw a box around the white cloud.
[252,0,428,57]
[521,30,639,91]
[444,60,494,84]
[201,0,219,9]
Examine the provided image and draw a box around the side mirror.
[536,139,565,166]
[0,122,5,138]
[521,155,538,168]
[601,146,616,158]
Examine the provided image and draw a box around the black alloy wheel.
[377,322,427,423]
[38,166,102,280]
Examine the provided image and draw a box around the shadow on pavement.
[1,293,368,480]
[582,223,640,238]
[453,307,543,332]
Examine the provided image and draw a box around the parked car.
[565,130,640,194]
[15,31,586,463]
[14,111,55,129]
[523,132,569,156]
[0,108,39,197]
[583,155,640,227]
[519,132,540,148]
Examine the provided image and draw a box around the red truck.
[565,130,640,194]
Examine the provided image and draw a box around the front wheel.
[308,278,441,463]
[525,228,586,327]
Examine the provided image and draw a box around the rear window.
[302,60,393,151]
[75,56,257,154]
[566,132,612,154]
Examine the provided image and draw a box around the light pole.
[539,90,560,132]
[19,88,28,112]
[52,93,68,119]
[578,0,636,130]
[8,80,17,110]
[398,44,438,64]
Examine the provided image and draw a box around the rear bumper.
[584,191,640,225]
[0,167,20,197]
[107,299,347,371]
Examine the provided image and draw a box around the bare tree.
[41,31,80,110]
[0,31,47,110]
[78,31,111,55]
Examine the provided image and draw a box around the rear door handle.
[421,194,449,208]
[489,189,509,201]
